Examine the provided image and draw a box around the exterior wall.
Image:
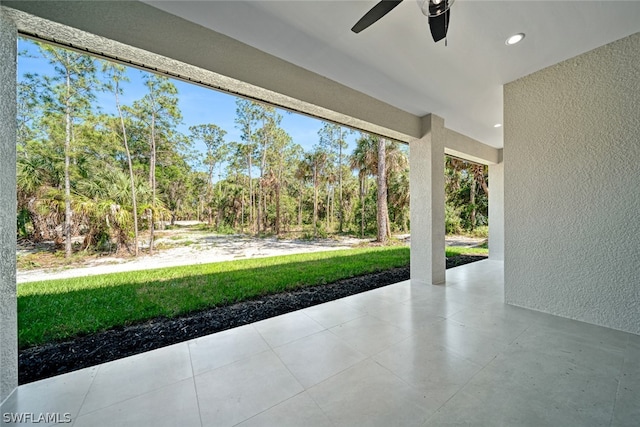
[410,115,446,285]
[0,9,17,403]
[504,32,640,334]
[488,159,504,261]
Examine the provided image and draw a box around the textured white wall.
[0,10,17,403]
[504,32,640,334]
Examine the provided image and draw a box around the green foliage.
[445,156,489,234]
[445,203,463,235]
[469,225,489,238]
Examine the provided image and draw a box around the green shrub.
[470,225,489,238]
[445,204,463,234]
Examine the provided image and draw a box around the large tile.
[483,300,557,324]
[274,330,366,388]
[0,366,97,427]
[188,324,269,375]
[73,378,200,427]
[329,315,412,356]
[412,319,511,367]
[613,373,640,427]
[236,392,333,427]
[431,285,496,308]
[428,327,623,426]
[302,299,366,329]
[195,350,303,427]
[363,280,433,304]
[513,322,627,377]
[374,335,483,406]
[79,342,193,415]
[426,386,586,426]
[444,262,502,285]
[449,305,531,344]
[254,311,324,348]
[308,359,440,426]
[370,302,445,332]
[612,335,640,426]
[531,314,631,351]
[449,344,621,426]
[401,296,466,319]
[340,290,400,314]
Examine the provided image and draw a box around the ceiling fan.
[351,0,455,43]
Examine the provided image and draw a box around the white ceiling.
[144,1,640,148]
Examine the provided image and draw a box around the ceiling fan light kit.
[352,0,455,43]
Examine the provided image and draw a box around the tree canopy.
[16,40,486,256]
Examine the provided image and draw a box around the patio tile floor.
[2,260,638,426]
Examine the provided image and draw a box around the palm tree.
[17,154,65,243]
[75,167,153,254]
[350,135,376,238]
[350,134,408,241]
[296,148,328,236]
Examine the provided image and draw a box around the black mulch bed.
[19,254,487,384]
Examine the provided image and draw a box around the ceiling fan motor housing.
[417,0,455,17]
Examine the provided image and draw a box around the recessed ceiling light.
[494,123,502,128]
[505,33,525,46]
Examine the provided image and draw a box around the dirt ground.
[17,235,369,284]
[17,222,485,283]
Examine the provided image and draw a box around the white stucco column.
[410,114,446,285]
[0,8,18,404]
[488,156,504,260]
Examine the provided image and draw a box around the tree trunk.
[247,154,254,233]
[115,82,139,256]
[149,111,156,255]
[313,165,319,236]
[64,68,73,258]
[326,188,331,231]
[275,171,281,236]
[360,176,365,238]
[298,187,303,229]
[376,138,389,243]
[207,170,213,227]
[470,178,477,230]
[338,131,344,233]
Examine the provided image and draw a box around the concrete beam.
[445,128,501,165]
[2,1,423,143]
[0,8,17,404]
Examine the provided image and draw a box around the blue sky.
[18,37,358,160]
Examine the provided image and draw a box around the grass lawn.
[445,245,489,257]
[18,247,411,348]
[18,245,488,348]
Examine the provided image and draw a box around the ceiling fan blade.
[429,8,450,42]
[351,0,403,33]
